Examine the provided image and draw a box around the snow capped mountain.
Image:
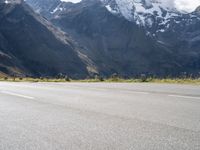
[103,0,178,24]
[26,0,200,35]
[102,0,200,33]
[26,0,200,30]
[6,0,200,77]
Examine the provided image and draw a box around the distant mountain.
[26,0,200,77]
[0,0,89,77]
[195,5,200,14]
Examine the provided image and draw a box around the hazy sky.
[175,0,200,12]
[61,0,200,12]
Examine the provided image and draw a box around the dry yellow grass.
[0,77,200,85]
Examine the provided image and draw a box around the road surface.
[0,82,200,150]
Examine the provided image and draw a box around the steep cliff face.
[26,0,200,77]
[0,1,89,77]
[26,0,61,18]
[49,0,184,76]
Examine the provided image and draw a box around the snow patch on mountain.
[102,0,187,33]
[61,0,81,3]
[51,4,64,14]
[105,4,118,14]
[3,0,22,4]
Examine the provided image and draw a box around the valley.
[1,0,200,78]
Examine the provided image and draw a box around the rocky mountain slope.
[26,0,61,18]
[0,0,89,77]
[26,0,200,77]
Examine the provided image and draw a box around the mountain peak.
[195,6,200,12]
[102,0,180,28]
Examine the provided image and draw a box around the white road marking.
[1,91,34,99]
[168,95,200,100]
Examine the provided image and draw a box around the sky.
[61,0,200,13]
[175,0,200,12]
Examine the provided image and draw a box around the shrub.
[110,73,119,81]
[65,76,70,82]
[99,76,104,82]
[140,74,147,82]
[95,75,104,82]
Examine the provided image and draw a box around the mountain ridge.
[26,0,200,77]
[1,0,199,77]
[0,1,90,77]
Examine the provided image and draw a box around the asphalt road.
[0,82,200,150]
